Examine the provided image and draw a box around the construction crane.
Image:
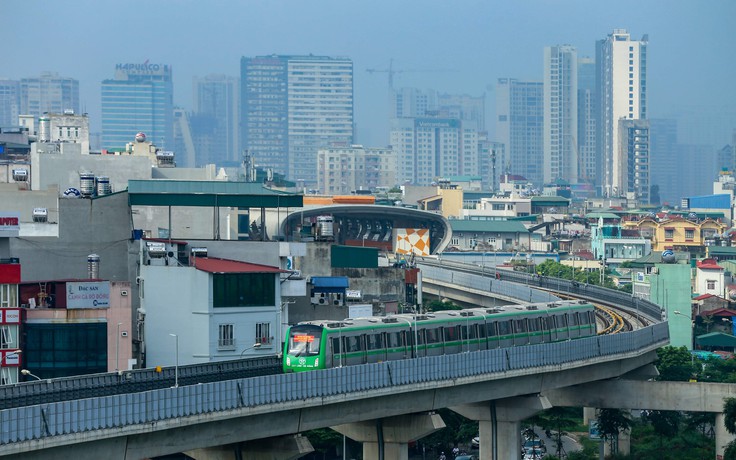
[365,59,456,90]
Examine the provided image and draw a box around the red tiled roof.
[697,259,723,270]
[699,307,736,317]
[694,293,716,301]
[194,257,286,274]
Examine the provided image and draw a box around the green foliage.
[645,410,681,446]
[655,345,696,381]
[724,398,736,435]
[418,408,477,454]
[423,298,462,311]
[304,428,343,456]
[596,409,632,453]
[630,415,714,460]
[525,407,581,458]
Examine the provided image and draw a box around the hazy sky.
[6,0,736,147]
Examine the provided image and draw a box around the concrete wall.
[31,149,153,193]
[0,183,59,228]
[9,191,133,282]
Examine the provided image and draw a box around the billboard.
[394,228,430,256]
[66,281,110,309]
[0,213,20,237]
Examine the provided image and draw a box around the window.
[256,322,271,344]
[426,328,441,344]
[367,333,383,350]
[213,273,275,307]
[664,228,674,240]
[707,280,716,290]
[0,285,17,308]
[685,229,694,240]
[218,324,235,349]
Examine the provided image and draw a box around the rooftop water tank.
[79,173,95,197]
[32,208,48,223]
[96,176,111,196]
[87,254,100,279]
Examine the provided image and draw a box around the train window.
[367,334,383,351]
[589,311,596,325]
[498,321,511,336]
[444,325,459,341]
[469,324,478,339]
[418,330,426,345]
[486,322,498,337]
[346,336,362,352]
[332,337,341,354]
[540,317,549,331]
[514,319,527,333]
[558,315,568,327]
[528,318,539,332]
[426,328,441,344]
[288,327,322,356]
[387,331,402,348]
[569,313,579,326]
[477,323,486,338]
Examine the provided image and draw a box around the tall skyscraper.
[317,146,396,195]
[390,117,477,185]
[596,29,648,197]
[20,72,79,119]
[101,63,173,150]
[618,119,650,203]
[496,78,544,187]
[577,57,597,185]
[0,79,20,126]
[241,55,353,186]
[191,75,240,167]
[649,118,678,205]
[544,45,578,184]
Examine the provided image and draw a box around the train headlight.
[314,358,319,367]
[286,357,291,365]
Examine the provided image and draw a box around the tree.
[526,407,580,458]
[722,398,736,459]
[596,409,632,454]
[646,410,681,447]
[655,346,696,381]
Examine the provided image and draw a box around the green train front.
[283,301,597,373]
[283,324,327,372]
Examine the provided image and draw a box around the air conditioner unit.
[651,267,659,274]
[318,298,327,305]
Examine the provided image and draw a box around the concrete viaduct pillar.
[332,412,445,460]
[184,435,313,460]
[715,413,736,460]
[451,395,551,460]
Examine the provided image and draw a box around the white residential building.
[544,45,578,184]
[317,145,397,195]
[390,117,478,185]
[596,29,648,197]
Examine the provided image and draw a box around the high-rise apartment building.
[392,88,437,118]
[437,93,486,132]
[241,55,353,186]
[478,134,506,192]
[316,145,396,195]
[20,72,79,120]
[101,63,173,151]
[544,45,578,184]
[191,75,239,167]
[496,78,544,187]
[596,29,648,197]
[577,57,597,185]
[617,119,650,203]
[0,80,20,126]
[390,117,478,185]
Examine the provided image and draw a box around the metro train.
[283,300,597,372]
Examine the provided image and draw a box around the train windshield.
[287,325,323,356]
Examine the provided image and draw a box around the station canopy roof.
[127,180,303,208]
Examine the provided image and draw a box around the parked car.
[522,447,544,460]
[522,438,546,454]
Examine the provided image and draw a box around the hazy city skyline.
[5,1,736,150]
